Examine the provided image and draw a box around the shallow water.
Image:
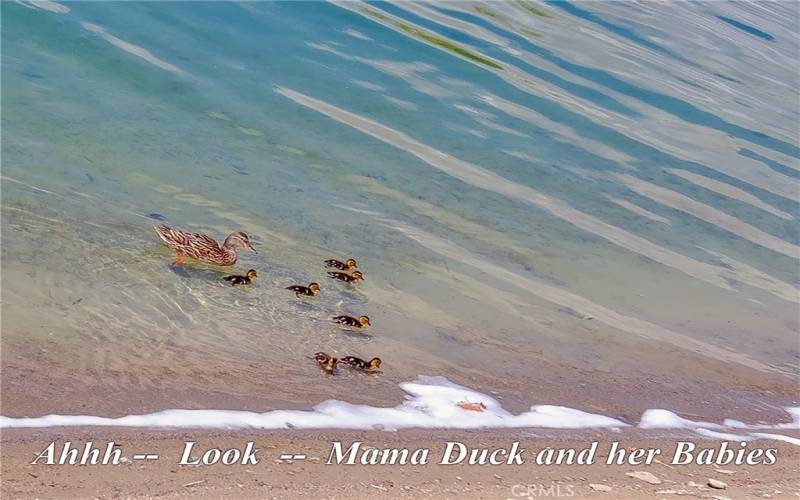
[2,1,798,420]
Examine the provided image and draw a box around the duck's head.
[224,231,257,254]
[314,352,329,363]
[345,258,358,269]
[308,282,321,293]
[352,271,364,281]
[368,357,382,370]
[246,269,258,279]
[358,315,371,327]
[325,356,338,371]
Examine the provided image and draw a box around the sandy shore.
[2,428,799,499]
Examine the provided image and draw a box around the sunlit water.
[2,1,798,420]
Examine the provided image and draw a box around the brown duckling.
[339,356,382,372]
[314,352,338,374]
[325,258,357,270]
[285,282,320,297]
[332,315,371,329]
[327,270,364,283]
[223,269,257,285]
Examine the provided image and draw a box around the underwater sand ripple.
[603,195,671,225]
[666,169,794,221]
[274,86,798,303]
[617,174,799,259]
[382,218,779,375]
[80,22,186,76]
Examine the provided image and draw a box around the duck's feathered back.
[153,224,236,265]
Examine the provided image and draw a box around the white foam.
[639,408,800,445]
[694,428,753,441]
[750,433,800,446]
[2,377,797,447]
[724,407,800,430]
[639,409,721,430]
[0,376,625,431]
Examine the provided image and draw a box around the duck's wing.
[154,224,187,247]
[186,233,223,260]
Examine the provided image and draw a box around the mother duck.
[153,224,256,266]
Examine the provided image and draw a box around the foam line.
[2,377,798,447]
[750,433,800,446]
[639,407,800,445]
[639,409,722,430]
[694,428,754,441]
[0,376,626,431]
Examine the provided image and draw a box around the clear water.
[2,1,798,417]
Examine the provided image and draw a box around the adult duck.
[153,224,256,266]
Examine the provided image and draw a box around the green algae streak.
[514,1,551,18]
[474,5,504,20]
[396,23,503,70]
[360,6,389,21]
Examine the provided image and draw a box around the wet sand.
[2,428,799,499]
[3,323,798,426]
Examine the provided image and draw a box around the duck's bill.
[247,243,257,254]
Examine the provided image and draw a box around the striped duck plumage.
[314,352,338,374]
[325,258,357,270]
[285,282,320,297]
[339,356,382,372]
[332,314,370,329]
[154,224,256,266]
[327,270,364,283]
[224,269,257,286]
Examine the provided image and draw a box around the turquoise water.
[2,1,798,417]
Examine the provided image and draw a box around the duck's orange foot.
[170,252,186,267]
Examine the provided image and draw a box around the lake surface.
[2,1,798,423]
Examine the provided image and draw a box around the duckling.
[339,356,382,372]
[325,258,357,270]
[332,315,371,329]
[314,351,338,374]
[327,270,364,283]
[285,282,320,297]
[223,269,257,285]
